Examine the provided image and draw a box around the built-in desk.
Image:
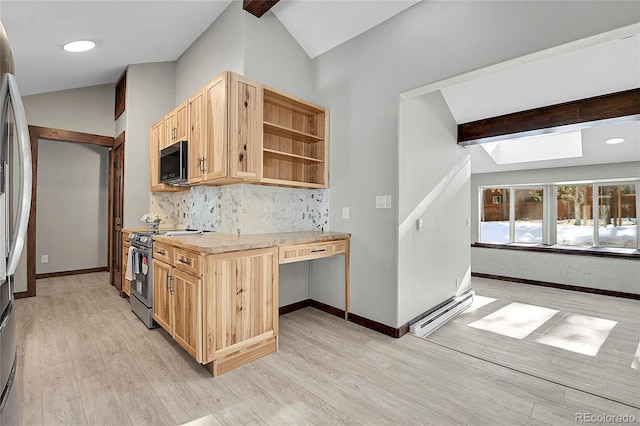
[150,230,351,375]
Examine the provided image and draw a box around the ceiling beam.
[457,88,640,145]
[243,0,280,18]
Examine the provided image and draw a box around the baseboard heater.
[409,289,474,338]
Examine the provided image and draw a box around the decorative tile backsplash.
[150,184,329,235]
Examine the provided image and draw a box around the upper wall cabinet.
[189,72,262,185]
[164,101,188,149]
[262,86,329,188]
[152,71,330,191]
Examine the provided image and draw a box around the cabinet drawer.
[153,242,173,263]
[279,240,347,264]
[174,248,202,276]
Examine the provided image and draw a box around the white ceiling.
[0,0,419,96]
[439,33,640,174]
[1,0,638,175]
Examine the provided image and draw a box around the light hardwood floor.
[15,273,640,425]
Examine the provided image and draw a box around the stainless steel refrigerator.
[0,20,32,425]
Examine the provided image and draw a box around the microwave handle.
[2,74,32,277]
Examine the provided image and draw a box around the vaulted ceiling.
[0,0,419,96]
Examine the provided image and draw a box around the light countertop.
[152,231,350,254]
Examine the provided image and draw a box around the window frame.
[478,179,639,253]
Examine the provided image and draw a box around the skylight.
[481,131,583,165]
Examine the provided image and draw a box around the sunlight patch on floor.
[633,341,640,370]
[536,313,617,357]
[468,302,558,339]
[460,295,497,314]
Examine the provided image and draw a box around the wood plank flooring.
[427,277,640,409]
[15,273,640,425]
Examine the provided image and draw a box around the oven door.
[130,245,153,308]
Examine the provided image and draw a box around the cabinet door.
[228,73,262,180]
[150,119,164,191]
[204,73,228,180]
[172,269,202,361]
[175,101,188,142]
[203,247,278,363]
[122,249,130,296]
[164,109,176,148]
[188,89,205,184]
[152,259,173,334]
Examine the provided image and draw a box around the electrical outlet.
[343,207,349,219]
[285,207,293,218]
[466,217,471,227]
[417,218,423,231]
[41,255,49,263]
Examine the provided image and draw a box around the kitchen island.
[129,230,350,376]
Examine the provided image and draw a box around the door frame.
[17,125,114,299]
[109,131,125,293]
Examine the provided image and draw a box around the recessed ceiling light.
[63,40,96,53]
[605,137,625,145]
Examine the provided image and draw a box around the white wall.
[310,0,640,328]
[123,62,175,228]
[175,1,244,103]
[471,162,640,294]
[397,91,471,325]
[243,10,312,100]
[18,84,114,292]
[36,140,109,274]
[23,84,115,136]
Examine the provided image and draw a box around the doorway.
[20,126,115,298]
[109,132,125,294]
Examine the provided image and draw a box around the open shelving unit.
[262,87,329,188]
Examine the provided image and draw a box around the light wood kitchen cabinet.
[121,230,131,296]
[151,238,278,375]
[152,259,173,333]
[153,247,203,361]
[202,247,278,376]
[153,71,329,189]
[164,100,187,149]
[172,269,202,359]
[150,118,188,193]
[262,86,329,188]
[188,72,262,185]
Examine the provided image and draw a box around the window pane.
[598,185,637,248]
[556,185,594,246]
[480,188,510,243]
[514,189,543,243]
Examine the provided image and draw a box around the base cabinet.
[121,231,131,296]
[152,244,278,375]
[172,269,202,360]
[202,248,278,371]
[152,259,173,333]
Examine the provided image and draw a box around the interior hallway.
[14,273,640,425]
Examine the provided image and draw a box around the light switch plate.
[343,207,349,219]
[376,195,391,209]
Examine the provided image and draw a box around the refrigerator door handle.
[3,73,32,278]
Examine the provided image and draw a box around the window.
[597,184,637,248]
[514,188,543,244]
[479,180,639,251]
[480,188,510,243]
[556,185,593,246]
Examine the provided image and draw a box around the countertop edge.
[151,231,351,254]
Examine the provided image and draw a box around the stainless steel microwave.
[159,140,188,185]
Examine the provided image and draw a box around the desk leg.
[345,240,350,320]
